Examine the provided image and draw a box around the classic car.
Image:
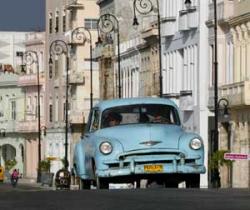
[73,97,206,189]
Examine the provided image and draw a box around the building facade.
[161,0,210,187]
[16,32,46,179]
[96,0,160,99]
[45,0,99,174]
[0,31,28,176]
[208,0,250,188]
[0,71,25,176]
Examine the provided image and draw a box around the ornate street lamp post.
[71,27,93,109]
[23,51,42,183]
[212,0,220,188]
[49,40,70,169]
[133,0,163,97]
[218,98,229,119]
[97,13,121,98]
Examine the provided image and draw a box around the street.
[0,182,249,210]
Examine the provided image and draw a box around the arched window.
[2,144,16,162]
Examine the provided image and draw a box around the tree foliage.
[209,150,233,170]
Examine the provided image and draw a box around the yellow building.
[45,0,99,174]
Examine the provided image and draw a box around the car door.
[84,108,100,178]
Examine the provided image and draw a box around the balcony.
[161,17,176,37]
[69,110,85,124]
[220,81,250,106]
[66,0,84,10]
[187,9,198,29]
[0,120,16,133]
[25,32,44,46]
[141,27,158,41]
[179,7,198,31]
[18,72,45,87]
[208,0,234,24]
[69,71,85,84]
[208,81,250,109]
[16,120,38,133]
[179,90,193,111]
[179,10,189,31]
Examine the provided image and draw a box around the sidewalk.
[16,177,54,190]
[19,177,81,191]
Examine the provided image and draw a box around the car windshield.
[101,104,180,128]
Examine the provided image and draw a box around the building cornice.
[96,0,111,6]
[228,12,250,26]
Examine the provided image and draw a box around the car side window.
[89,109,100,132]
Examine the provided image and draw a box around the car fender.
[73,140,89,179]
[178,132,205,164]
[93,137,124,171]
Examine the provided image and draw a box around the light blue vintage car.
[73,97,205,189]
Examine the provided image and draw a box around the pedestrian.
[11,169,19,187]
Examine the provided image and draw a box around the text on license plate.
[144,165,163,172]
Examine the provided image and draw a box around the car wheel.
[185,174,200,188]
[135,179,141,189]
[79,179,91,190]
[96,176,109,189]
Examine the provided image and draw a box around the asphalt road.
[0,183,249,210]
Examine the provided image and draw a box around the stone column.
[218,122,230,188]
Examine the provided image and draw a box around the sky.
[0,0,45,31]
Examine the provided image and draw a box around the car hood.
[95,124,184,150]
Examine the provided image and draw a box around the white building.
[0,31,28,176]
[161,0,210,187]
[0,31,28,72]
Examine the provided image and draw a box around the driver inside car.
[107,112,122,127]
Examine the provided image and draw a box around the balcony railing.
[16,120,38,133]
[208,81,250,109]
[25,32,45,46]
[69,71,85,84]
[161,17,176,37]
[141,27,158,41]
[69,110,85,124]
[18,72,45,87]
[179,8,198,31]
[179,10,189,31]
[179,90,193,111]
[208,0,234,23]
[66,0,84,10]
[0,120,16,133]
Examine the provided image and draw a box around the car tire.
[185,174,200,188]
[135,179,141,189]
[79,179,91,190]
[96,176,109,189]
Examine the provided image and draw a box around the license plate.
[144,164,163,172]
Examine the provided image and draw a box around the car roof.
[94,97,178,112]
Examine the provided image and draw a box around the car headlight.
[99,142,113,155]
[190,138,202,150]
